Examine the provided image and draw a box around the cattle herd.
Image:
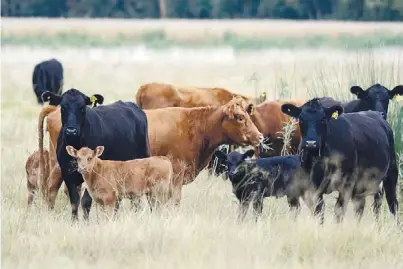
[26,58,402,224]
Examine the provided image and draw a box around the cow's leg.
[372,187,384,221]
[238,198,250,222]
[287,196,301,218]
[114,197,122,219]
[334,190,352,223]
[64,179,81,222]
[27,182,36,207]
[129,196,143,212]
[314,195,325,225]
[352,196,365,221]
[252,197,264,221]
[47,166,63,210]
[81,189,93,221]
[146,192,157,212]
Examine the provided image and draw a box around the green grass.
[2,31,403,50]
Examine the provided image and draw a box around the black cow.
[344,84,403,120]
[33,59,64,105]
[214,149,311,221]
[207,144,230,179]
[281,99,398,223]
[41,88,151,221]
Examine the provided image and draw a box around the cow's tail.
[38,106,57,200]
[136,85,146,108]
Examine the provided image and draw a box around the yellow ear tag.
[90,95,97,107]
[395,94,402,102]
[331,111,338,119]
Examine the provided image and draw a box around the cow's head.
[215,149,255,178]
[350,84,403,119]
[66,146,104,174]
[41,88,104,143]
[221,97,263,147]
[281,98,343,156]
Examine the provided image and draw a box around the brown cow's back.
[88,156,173,199]
[136,82,250,109]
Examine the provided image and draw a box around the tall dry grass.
[1,46,403,268]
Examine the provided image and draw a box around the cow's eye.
[88,157,92,161]
[236,115,244,122]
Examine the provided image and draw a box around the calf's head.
[215,149,255,178]
[221,97,263,147]
[350,84,403,119]
[41,89,104,142]
[66,146,104,173]
[281,98,343,154]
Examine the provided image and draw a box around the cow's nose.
[305,140,317,148]
[65,128,78,136]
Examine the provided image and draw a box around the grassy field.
[1,23,403,268]
[2,18,403,49]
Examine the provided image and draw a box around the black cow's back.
[82,100,150,161]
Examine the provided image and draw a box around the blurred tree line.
[2,0,403,21]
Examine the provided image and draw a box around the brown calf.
[136,82,266,109]
[25,149,79,206]
[66,146,176,217]
[145,96,263,186]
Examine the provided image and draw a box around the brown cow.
[25,149,79,206]
[145,96,263,186]
[136,82,266,109]
[66,146,176,218]
[39,96,262,206]
[250,99,306,158]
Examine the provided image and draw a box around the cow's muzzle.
[304,140,317,149]
[65,127,78,137]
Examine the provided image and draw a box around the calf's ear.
[389,85,403,100]
[281,104,301,118]
[95,146,104,157]
[65,146,77,158]
[41,91,62,106]
[325,105,343,119]
[350,86,365,98]
[243,149,255,159]
[214,150,227,160]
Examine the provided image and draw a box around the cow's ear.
[214,150,227,160]
[389,85,403,100]
[350,86,366,98]
[325,105,343,120]
[90,94,105,107]
[65,146,77,158]
[243,149,255,159]
[41,91,62,106]
[95,146,104,157]
[246,104,255,115]
[281,104,301,118]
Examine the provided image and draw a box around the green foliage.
[2,0,403,20]
[3,31,403,49]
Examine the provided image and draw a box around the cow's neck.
[191,107,226,170]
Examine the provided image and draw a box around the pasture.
[2,19,403,269]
